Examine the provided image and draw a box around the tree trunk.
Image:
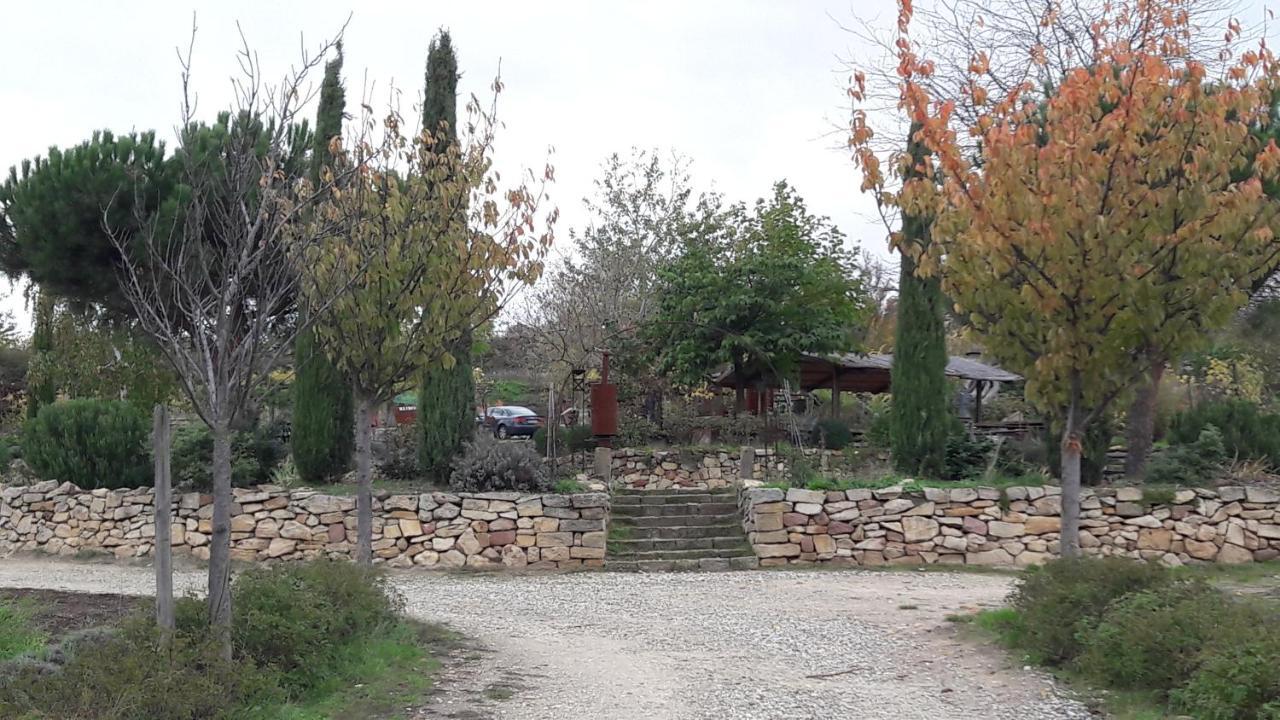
[153,405,174,633]
[207,424,234,660]
[1124,360,1166,480]
[355,392,374,565]
[733,359,745,416]
[1059,396,1083,558]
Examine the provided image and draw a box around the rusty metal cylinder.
[590,383,618,437]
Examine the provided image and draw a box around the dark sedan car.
[482,406,544,439]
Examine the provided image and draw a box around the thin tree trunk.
[355,392,374,565]
[153,405,174,633]
[733,359,745,416]
[1059,390,1083,558]
[207,424,234,660]
[1124,360,1165,480]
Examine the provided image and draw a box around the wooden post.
[831,364,841,419]
[153,404,174,631]
[973,380,985,426]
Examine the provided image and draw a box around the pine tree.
[292,46,354,484]
[889,126,950,478]
[417,30,476,479]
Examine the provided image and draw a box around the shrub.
[533,425,594,456]
[865,400,892,449]
[449,435,551,493]
[21,399,149,489]
[0,617,279,720]
[1075,581,1256,692]
[1145,424,1226,486]
[1169,398,1280,468]
[375,424,420,481]
[171,422,287,491]
[1009,557,1171,665]
[813,418,853,450]
[617,415,660,448]
[230,560,401,694]
[1172,626,1280,720]
[944,428,994,481]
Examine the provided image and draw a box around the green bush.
[944,427,994,481]
[171,422,287,491]
[1075,581,1255,692]
[813,418,853,450]
[1172,627,1280,720]
[450,435,551,493]
[533,425,594,456]
[1169,398,1280,468]
[1009,557,1171,665]
[617,415,660,448]
[229,560,401,694]
[21,399,150,489]
[376,424,420,481]
[0,617,279,720]
[1146,424,1227,485]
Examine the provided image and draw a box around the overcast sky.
[0,0,907,331]
[3,1,1272,332]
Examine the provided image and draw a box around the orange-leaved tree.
[853,0,1280,555]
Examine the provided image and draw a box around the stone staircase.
[607,489,758,571]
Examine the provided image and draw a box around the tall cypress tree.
[890,125,950,478]
[418,30,477,478]
[26,290,56,418]
[292,46,355,484]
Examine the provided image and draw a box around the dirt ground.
[0,588,143,642]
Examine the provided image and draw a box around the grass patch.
[766,473,1054,493]
[897,604,919,610]
[553,477,585,494]
[0,600,43,661]
[607,523,632,542]
[253,621,451,719]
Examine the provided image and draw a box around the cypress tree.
[292,46,355,484]
[418,30,477,479]
[889,125,950,478]
[27,290,56,418]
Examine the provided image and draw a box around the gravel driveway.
[0,560,1092,720]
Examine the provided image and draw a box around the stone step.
[607,546,756,561]
[610,536,751,553]
[618,523,746,540]
[611,502,739,518]
[607,556,759,573]
[611,492,737,506]
[614,513,740,528]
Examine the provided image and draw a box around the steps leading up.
[607,489,758,572]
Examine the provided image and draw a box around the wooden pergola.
[711,352,1022,421]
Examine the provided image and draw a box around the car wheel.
[496,424,509,440]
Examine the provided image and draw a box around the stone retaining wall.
[740,484,1280,567]
[0,481,608,570]
[608,447,843,491]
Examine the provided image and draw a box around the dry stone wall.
[741,484,1280,567]
[0,480,608,570]
[609,447,842,491]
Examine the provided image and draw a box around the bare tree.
[111,24,347,657]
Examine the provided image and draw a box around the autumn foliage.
[852,0,1280,553]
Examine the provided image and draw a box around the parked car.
[482,406,544,439]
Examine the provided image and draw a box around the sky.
[3,1,1273,333]
[0,0,906,332]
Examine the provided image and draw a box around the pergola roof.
[711,352,1021,394]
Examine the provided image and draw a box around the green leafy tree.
[418,30,477,479]
[300,82,554,563]
[890,126,949,478]
[292,46,354,484]
[648,182,870,411]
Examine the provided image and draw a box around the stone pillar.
[739,446,754,481]
[593,447,612,487]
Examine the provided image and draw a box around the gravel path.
[0,560,1093,720]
